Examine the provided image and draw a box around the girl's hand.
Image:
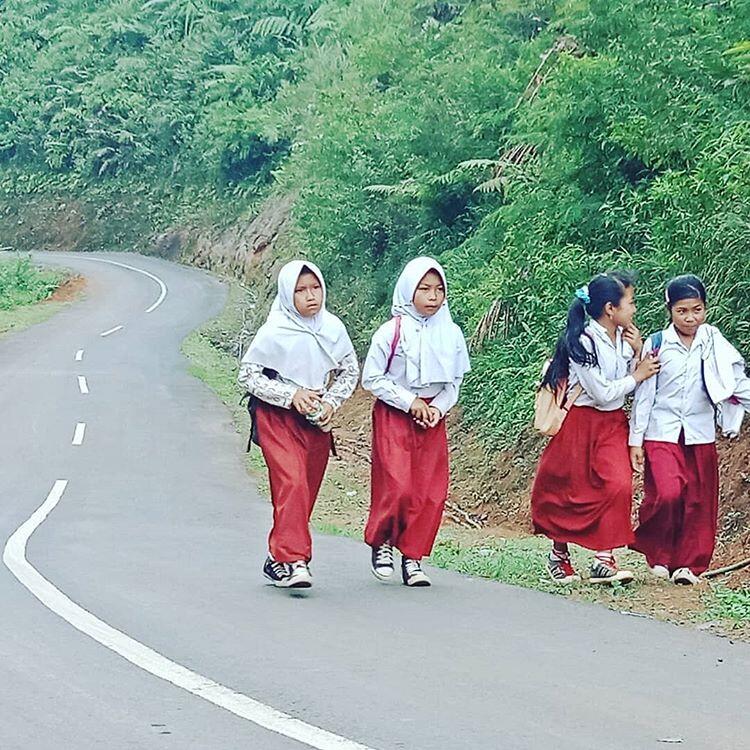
[425,406,442,428]
[633,354,660,383]
[410,397,431,426]
[623,324,643,357]
[630,446,645,473]
[316,402,335,427]
[292,389,321,415]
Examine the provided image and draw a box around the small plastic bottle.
[305,403,333,432]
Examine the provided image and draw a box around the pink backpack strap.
[385,316,402,373]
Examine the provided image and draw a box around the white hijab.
[391,256,471,387]
[243,260,354,390]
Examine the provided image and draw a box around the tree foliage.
[1,0,749,446]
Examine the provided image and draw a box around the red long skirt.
[531,406,634,550]
[255,401,331,563]
[365,399,449,560]
[632,437,719,575]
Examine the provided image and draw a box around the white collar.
[664,323,710,351]
[588,319,621,349]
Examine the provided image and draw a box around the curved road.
[0,251,748,750]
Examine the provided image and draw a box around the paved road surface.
[1,251,748,750]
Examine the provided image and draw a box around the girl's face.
[412,270,445,317]
[610,285,636,328]
[670,297,706,337]
[294,271,323,318]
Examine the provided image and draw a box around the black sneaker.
[263,556,291,587]
[401,557,431,587]
[547,555,581,584]
[371,542,394,581]
[589,559,634,585]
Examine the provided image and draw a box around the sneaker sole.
[263,572,312,589]
[287,579,312,589]
[402,577,431,587]
[372,567,394,582]
[589,572,634,585]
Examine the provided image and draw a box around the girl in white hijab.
[361,256,470,586]
[239,260,358,589]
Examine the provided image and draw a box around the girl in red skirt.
[362,257,470,587]
[531,272,660,584]
[239,260,358,588]
[630,275,750,584]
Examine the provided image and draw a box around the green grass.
[0,255,71,336]
[0,255,63,309]
[704,585,750,624]
[0,299,67,337]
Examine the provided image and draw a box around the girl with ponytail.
[531,272,660,584]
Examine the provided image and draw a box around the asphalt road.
[1,251,748,750]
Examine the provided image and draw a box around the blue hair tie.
[575,285,591,305]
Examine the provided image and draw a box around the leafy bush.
[1,0,749,448]
[0,256,62,309]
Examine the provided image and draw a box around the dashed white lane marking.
[3,481,376,750]
[100,325,123,338]
[72,423,86,446]
[77,376,89,395]
[75,350,84,362]
[80,257,168,313]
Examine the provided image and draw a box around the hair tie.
[664,287,671,304]
[575,285,591,305]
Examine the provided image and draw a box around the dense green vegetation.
[0,255,62,309]
[1,0,749,446]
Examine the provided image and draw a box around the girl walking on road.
[629,275,750,585]
[531,272,660,585]
[362,257,470,587]
[238,260,358,589]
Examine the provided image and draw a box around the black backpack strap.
[329,431,338,458]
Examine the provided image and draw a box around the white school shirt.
[362,318,463,416]
[629,324,750,447]
[568,320,637,411]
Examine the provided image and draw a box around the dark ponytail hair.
[542,271,634,390]
[665,274,706,309]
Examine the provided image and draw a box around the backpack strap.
[385,316,402,373]
[649,330,663,355]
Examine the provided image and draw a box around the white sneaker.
[371,542,394,581]
[286,561,313,588]
[650,565,670,580]
[671,567,700,585]
[401,557,431,587]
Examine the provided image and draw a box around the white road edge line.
[2,481,376,750]
[100,325,123,337]
[72,423,86,446]
[80,257,168,313]
[75,349,84,362]
[77,376,89,395]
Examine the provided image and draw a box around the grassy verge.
[0,254,72,336]
[183,275,749,639]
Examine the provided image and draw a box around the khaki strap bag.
[533,362,583,437]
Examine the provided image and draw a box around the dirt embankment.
[47,275,86,303]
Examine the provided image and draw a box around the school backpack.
[533,361,583,437]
